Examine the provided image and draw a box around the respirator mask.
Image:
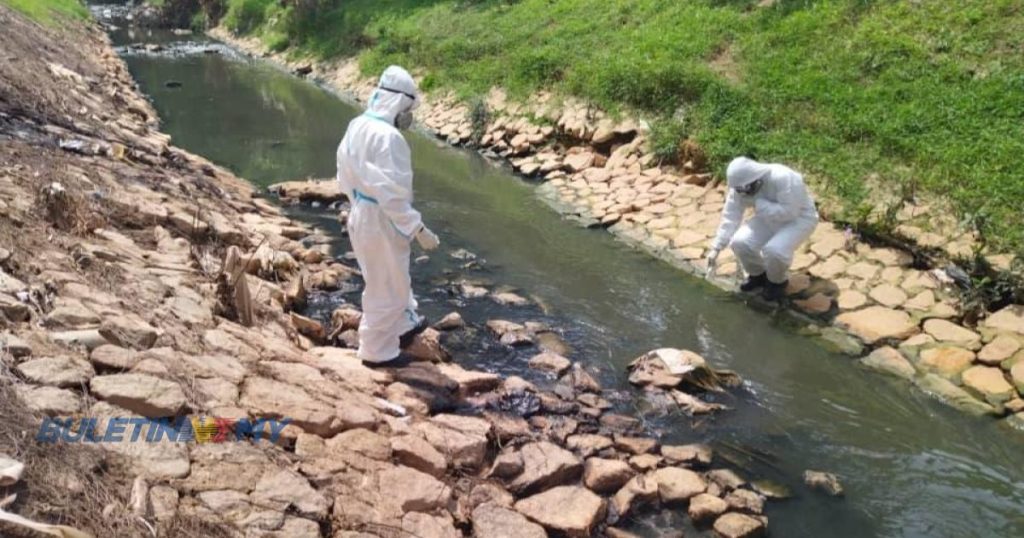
[380,86,416,130]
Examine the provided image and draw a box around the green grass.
[221,0,1024,257]
[1,0,88,24]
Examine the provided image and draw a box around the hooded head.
[366,65,420,128]
[726,157,771,193]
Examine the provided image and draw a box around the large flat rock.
[515,486,605,537]
[472,502,547,538]
[835,306,919,344]
[509,441,583,495]
[90,373,185,417]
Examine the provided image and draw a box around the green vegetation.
[1,0,88,24]
[162,1,1024,256]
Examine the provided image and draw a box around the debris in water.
[804,470,844,497]
[165,80,182,88]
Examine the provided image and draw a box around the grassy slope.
[0,0,87,24]
[227,1,1024,257]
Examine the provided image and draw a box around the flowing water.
[99,9,1023,537]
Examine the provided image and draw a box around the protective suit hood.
[366,65,420,124]
[727,157,771,189]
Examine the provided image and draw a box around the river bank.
[0,5,793,537]
[207,27,1024,430]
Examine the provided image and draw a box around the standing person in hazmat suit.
[705,157,818,301]
[336,65,439,366]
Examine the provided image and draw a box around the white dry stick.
[0,508,93,538]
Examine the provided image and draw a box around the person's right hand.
[705,247,721,279]
[415,226,440,251]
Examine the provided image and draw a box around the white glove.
[415,226,440,251]
[705,247,720,279]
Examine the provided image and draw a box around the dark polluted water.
[101,11,1024,537]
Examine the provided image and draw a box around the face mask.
[395,110,413,130]
[734,178,764,196]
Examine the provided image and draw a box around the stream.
[99,7,1023,537]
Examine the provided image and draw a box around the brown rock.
[629,454,662,472]
[919,346,975,383]
[438,363,501,395]
[328,428,391,460]
[90,344,138,370]
[794,293,832,314]
[724,489,765,514]
[378,465,452,512]
[405,328,450,362]
[868,284,908,308]
[653,467,707,503]
[836,290,868,311]
[483,411,531,443]
[713,512,766,538]
[859,346,915,380]
[978,336,1022,365]
[689,492,729,523]
[402,512,461,538]
[89,373,185,417]
[472,502,547,538]
[661,444,713,466]
[983,305,1024,336]
[488,449,524,479]
[251,468,329,519]
[467,482,515,510]
[515,486,605,537]
[566,434,613,457]
[923,319,982,350]
[435,311,465,330]
[1012,362,1024,394]
[16,385,81,415]
[961,366,1016,406]
[707,469,746,491]
[99,314,159,350]
[414,414,491,471]
[528,351,572,375]
[611,474,658,517]
[509,441,583,495]
[391,434,447,477]
[16,356,94,387]
[614,435,658,455]
[583,458,636,494]
[835,306,919,344]
[563,362,602,393]
[240,376,375,436]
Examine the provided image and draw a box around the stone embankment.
[214,29,1024,429]
[0,6,793,538]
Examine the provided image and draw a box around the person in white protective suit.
[705,157,818,301]
[336,65,440,365]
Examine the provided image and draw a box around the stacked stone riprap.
[212,28,1024,430]
[1,10,790,538]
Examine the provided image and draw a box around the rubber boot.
[739,272,768,292]
[399,317,429,349]
[762,279,789,302]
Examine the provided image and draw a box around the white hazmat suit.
[710,157,818,287]
[336,66,438,363]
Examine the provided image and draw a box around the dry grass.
[0,374,140,537]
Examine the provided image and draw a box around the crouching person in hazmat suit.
[336,65,439,366]
[705,157,818,301]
